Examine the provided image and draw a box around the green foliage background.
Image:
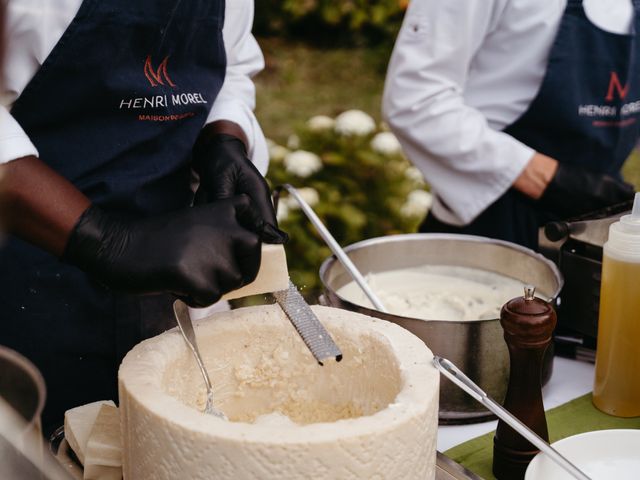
[255,0,408,45]
[266,121,427,299]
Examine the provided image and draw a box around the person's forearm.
[205,0,266,170]
[196,120,249,152]
[0,156,90,256]
[512,152,558,199]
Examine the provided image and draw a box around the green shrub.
[265,110,431,300]
[255,0,408,45]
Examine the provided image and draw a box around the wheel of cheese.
[118,305,439,480]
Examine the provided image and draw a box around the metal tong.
[275,184,388,313]
[433,356,591,480]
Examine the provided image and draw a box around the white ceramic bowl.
[525,429,640,480]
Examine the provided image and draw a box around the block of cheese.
[83,404,122,480]
[64,400,115,466]
[119,305,439,479]
[221,244,288,301]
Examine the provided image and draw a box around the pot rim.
[0,345,47,428]
[319,233,564,325]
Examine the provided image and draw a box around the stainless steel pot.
[0,345,47,478]
[319,233,563,424]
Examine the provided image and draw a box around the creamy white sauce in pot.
[336,265,541,321]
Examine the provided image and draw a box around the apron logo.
[118,55,208,121]
[605,72,629,102]
[578,71,639,128]
[144,55,176,88]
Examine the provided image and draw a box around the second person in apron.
[383,0,638,250]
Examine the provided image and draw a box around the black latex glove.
[192,133,288,244]
[538,164,636,219]
[62,196,262,308]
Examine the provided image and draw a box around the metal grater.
[273,280,343,365]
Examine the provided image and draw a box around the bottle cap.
[607,192,640,259]
[621,192,640,233]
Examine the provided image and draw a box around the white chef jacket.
[0,0,268,174]
[383,0,634,226]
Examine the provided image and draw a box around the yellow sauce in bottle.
[593,250,640,416]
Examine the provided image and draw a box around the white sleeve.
[207,0,268,175]
[0,105,39,164]
[382,0,535,226]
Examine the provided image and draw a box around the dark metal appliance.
[539,200,634,361]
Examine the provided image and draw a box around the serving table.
[440,357,640,479]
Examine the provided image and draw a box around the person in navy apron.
[383,0,637,250]
[0,0,285,434]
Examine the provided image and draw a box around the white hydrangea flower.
[405,166,425,184]
[287,187,320,209]
[370,131,402,155]
[268,144,290,163]
[283,150,323,178]
[307,115,335,131]
[287,134,300,149]
[400,190,433,218]
[334,110,376,136]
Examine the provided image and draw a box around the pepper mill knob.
[524,285,535,300]
[492,285,557,480]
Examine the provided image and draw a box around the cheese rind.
[119,305,439,479]
[64,400,115,465]
[221,244,288,300]
[83,404,122,480]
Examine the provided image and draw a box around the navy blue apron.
[0,0,226,433]
[421,0,640,250]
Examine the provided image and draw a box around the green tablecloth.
[444,394,640,480]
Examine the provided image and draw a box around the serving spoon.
[172,299,227,420]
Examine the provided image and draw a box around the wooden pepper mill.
[492,285,557,480]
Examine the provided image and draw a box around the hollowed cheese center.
[161,320,402,424]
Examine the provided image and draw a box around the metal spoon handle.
[173,300,213,395]
[433,356,591,480]
[276,184,388,313]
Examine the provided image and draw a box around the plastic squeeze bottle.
[593,192,640,417]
